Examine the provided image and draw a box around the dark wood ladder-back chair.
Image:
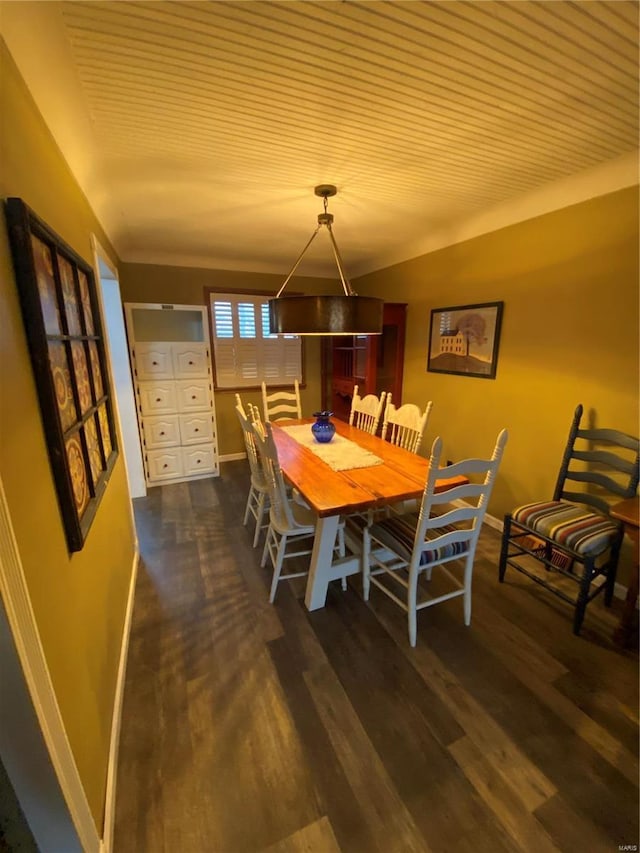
[499,404,639,635]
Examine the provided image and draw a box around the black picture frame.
[427,301,504,379]
[5,198,118,552]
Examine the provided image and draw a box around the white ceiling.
[2,0,638,279]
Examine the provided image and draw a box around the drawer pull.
[194,428,199,432]
[163,463,168,469]
[159,431,165,436]
[152,361,158,365]
[191,395,196,400]
[156,397,161,402]
[188,360,194,365]
[196,459,201,464]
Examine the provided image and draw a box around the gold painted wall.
[119,263,330,455]
[356,187,640,579]
[0,42,137,827]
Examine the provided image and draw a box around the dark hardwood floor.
[113,461,639,853]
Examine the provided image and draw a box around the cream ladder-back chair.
[261,379,302,422]
[349,385,386,435]
[251,418,346,603]
[363,429,508,646]
[234,395,270,547]
[382,396,433,455]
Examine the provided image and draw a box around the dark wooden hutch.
[321,302,407,422]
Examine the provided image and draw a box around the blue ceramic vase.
[311,411,336,443]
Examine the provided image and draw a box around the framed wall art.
[427,301,504,379]
[5,198,118,552]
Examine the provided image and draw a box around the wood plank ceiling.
[8,0,640,275]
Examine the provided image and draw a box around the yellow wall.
[356,187,640,580]
[118,263,330,455]
[0,42,137,827]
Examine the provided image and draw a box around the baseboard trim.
[100,548,139,853]
[456,502,633,604]
[219,452,247,462]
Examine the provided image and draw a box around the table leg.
[304,515,360,611]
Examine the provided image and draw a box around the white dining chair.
[234,394,270,547]
[381,396,433,455]
[251,419,346,603]
[363,429,508,646]
[348,385,386,435]
[261,379,302,422]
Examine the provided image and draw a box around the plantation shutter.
[210,294,302,389]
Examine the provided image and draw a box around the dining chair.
[381,396,433,454]
[234,394,270,547]
[499,404,639,634]
[348,385,386,435]
[261,379,302,422]
[363,429,508,646]
[251,418,346,602]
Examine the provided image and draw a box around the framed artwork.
[5,198,118,552]
[427,301,504,379]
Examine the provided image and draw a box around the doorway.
[91,239,146,499]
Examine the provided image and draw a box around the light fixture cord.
[275,193,358,298]
[275,225,321,297]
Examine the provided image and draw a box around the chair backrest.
[251,420,300,531]
[381,396,433,454]
[554,404,639,515]
[234,394,264,485]
[261,379,302,422]
[411,429,508,570]
[349,385,386,435]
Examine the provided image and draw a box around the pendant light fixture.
[268,185,383,335]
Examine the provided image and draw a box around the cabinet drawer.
[173,344,209,378]
[146,448,184,481]
[135,343,174,380]
[144,414,180,448]
[179,414,214,445]
[182,445,218,476]
[139,381,177,415]
[176,380,212,412]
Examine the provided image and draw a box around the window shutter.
[210,293,302,388]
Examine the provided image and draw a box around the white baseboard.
[100,549,139,853]
[219,452,247,462]
[482,511,503,532]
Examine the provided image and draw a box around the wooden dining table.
[271,418,467,611]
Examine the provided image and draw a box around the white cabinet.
[125,304,219,486]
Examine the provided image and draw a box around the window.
[209,292,302,389]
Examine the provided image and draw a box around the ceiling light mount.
[268,185,383,336]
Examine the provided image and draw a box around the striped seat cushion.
[369,512,469,566]
[512,501,621,557]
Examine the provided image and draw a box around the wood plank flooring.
[113,462,639,853]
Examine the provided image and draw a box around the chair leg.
[604,538,622,607]
[408,570,418,648]
[463,556,473,626]
[498,515,511,582]
[269,535,287,603]
[573,558,594,635]
[260,526,271,568]
[337,526,347,590]
[243,486,255,526]
[253,493,266,547]
[362,527,371,601]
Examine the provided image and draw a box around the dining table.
[270,417,468,611]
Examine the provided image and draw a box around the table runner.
[281,424,383,472]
